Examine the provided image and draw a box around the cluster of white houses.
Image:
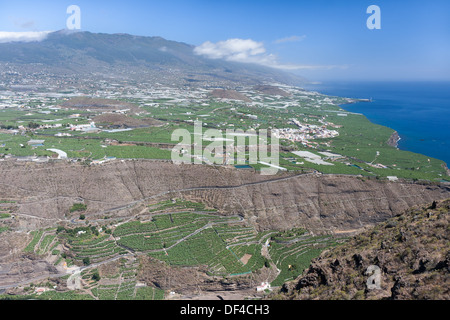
[272,119,339,144]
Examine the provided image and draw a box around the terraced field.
[24,228,60,255]
[86,257,165,300]
[268,231,341,286]
[14,199,344,299]
[68,233,128,264]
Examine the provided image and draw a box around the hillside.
[277,199,450,300]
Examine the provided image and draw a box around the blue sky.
[0,0,449,81]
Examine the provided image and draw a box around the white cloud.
[274,35,306,44]
[0,31,52,44]
[194,38,266,61]
[194,38,346,71]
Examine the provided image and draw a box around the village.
[272,117,340,146]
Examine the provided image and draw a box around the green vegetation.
[0,200,16,204]
[268,229,342,286]
[112,202,340,279]
[58,226,127,265]
[91,271,101,282]
[148,198,215,213]
[135,286,165,300]
[0,88,448,182]
[115,212,257,275]
[231,244,266,271]
[70,203,87,213]
[32,291,94,300]
[37,234,57,255]
[24,230,44,253]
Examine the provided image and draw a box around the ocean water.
[303,81,450,166]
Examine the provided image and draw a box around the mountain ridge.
[0,30,305,87]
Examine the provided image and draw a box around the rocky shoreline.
[387,131,401,148]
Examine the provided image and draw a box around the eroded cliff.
[0,159,449,235]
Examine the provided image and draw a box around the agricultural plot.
[148,198,216,213]
[58,227,127,264]
[37,234,57,255]
[32,291,94,300]
[92,284,120,300]
[268,232,342,287]
[24,230,45,253]
[0,226,9,234]
[119,207,343,279]
[114,211,240,257]
[231,244,266,272]
[86,257,164,300]
[112,209,257,275]
[13,212,345,299]
[153,228,251,275]
[135,286,165,300]
[213,224,257,244]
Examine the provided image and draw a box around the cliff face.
[278,199,450,300]
[0,160,449,234]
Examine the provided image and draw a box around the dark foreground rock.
[274,199,450,300]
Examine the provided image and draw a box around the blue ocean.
[303,81,450,166]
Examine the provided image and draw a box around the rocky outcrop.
[0,257,59,289]
[387,131,400,148]
[276,199,450,300]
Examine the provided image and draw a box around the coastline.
[304,81,450,167]
[337,100,449,178]
[335,99,401,150]
[443,163,450,177]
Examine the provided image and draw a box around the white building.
[256,282,271,292]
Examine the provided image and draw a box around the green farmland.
[13,198,345,299]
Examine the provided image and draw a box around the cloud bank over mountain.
[0,31,52,43]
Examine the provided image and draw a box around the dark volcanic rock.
[277,199,450,300]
